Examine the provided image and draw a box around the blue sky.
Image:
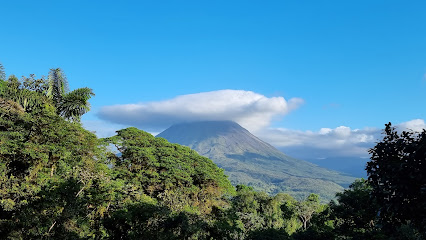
[1,0,426,162]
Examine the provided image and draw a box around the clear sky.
[1,0,425,161]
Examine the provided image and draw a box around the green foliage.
[0,67,94,121]
[293,194,322,230]
[330,179,382,239]
[103,127,234,215]
[104,200,213,240]
[0,99,112,238]
[47,68,94,121]
[0,63,5,81]
[247,228,290,240]
[47,68,69,107]
[221,185,324,239]
[58,87,95,121]
[5,67,426,239]
[367,123,426,236]
[22,74,48,93]
[0,67,105,239]
[0,73,52,113]
[292,205,335,240]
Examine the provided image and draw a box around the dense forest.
[0,66,425,239]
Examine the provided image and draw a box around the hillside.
[157,121,356,201]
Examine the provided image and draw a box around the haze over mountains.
[157,121,355,201]
[285,155,368,178]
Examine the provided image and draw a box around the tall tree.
[47,68,94,121]
[367,123,426,236]
[295,194,321,230]
[331,179,381,239]
[0,63,5,81]
[103,127,234,214]
[0,99,111,239]
[58,87,95,121]
[47,68,68,108]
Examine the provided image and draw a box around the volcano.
[157,121,355,200]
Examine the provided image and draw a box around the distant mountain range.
[157,121,356,201]
[274,147,370,179]
[284,155,368,179]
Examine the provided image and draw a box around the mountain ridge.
[157,121,355,200]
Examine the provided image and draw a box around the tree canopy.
[102,127,234,214]
[1,64,425,239]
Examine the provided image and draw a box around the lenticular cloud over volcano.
[98,89,303,132]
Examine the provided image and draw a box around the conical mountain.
[157,121,355,200]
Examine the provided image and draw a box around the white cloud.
[334,126,352,138]
[256,119,426,160]
[257,126,379,158]
[396,119,426,132]
[98,89,303,132]
[95,88,424,162]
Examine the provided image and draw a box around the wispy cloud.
[257,126,379,158]
[98,90,303,132]
[257,119,426,159]
[82,120,129,138]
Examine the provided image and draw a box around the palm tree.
[0,63,6,81]
[47,68,94,122]
[58,87,95,121]
[47,68,68,108]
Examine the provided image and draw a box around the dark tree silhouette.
[367,123,426,235]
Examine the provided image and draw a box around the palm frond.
[58,87,95,121]
[16,89,49,112]
[0,63,6,81]
[47,68,69,108]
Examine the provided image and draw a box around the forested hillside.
[157,121,355,201]
[0,66,425,239]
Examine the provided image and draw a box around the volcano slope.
[157,121,355,201]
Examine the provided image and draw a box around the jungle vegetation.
[0,64,424,239]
